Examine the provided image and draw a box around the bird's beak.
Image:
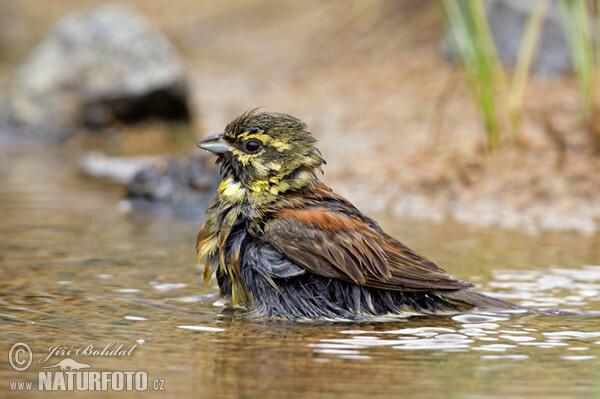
[195,132,231,154]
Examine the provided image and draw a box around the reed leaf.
[509,0,550,141]
[441,0,505,151]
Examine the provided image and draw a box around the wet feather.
[197,110,527,320]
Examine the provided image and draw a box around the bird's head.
[196,110,325,194]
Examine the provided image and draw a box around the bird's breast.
[218,176,247,204]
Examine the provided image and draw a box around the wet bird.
[196,110,524,321]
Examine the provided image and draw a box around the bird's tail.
[440,289,526,312]
[439,289,590,316]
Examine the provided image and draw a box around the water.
[1,146,599,398]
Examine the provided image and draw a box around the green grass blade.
[558,0,594,116]
[441,0,503,151]
[509,0,549,139]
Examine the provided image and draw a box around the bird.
[195,110,526,321]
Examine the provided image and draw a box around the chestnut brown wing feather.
[263,209,472,291]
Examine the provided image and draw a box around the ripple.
[381,327,456,335]
[498,329,531,335]
[472,344,517,352]
[561,355,597,361]
[460,323,500,330]
[310,343,365,350]
[153,283,187,292]
[494,271,540,281]
[452,314,509,323]
[458,328,490,337]
[314,349,361,355]
[519,342,569,348]
[178,325,225,332]
[488,266,600,308]
[176,293,219,303]
[124,315,147,321]
[435,334,469,341]
[499,335,536,342]
[322,338,407,347]
[323,329,477,352]
[543,331,600,339]
[481,355,529,360]
[552,267,600,281]
[338,354,371,360]
[392,339,472,350]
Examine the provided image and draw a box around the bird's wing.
[263,188,471,291]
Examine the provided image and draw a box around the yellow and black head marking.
[197,110,324,196]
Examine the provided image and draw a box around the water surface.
[1,146,599,398]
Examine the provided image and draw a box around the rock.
[485,0,570,76]
[444,0,572,76]
[125,153,220,221]
[1,3,191,140]
[80,152,160,184]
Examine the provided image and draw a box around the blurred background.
[2,0,600,233]
[1,2,600,398]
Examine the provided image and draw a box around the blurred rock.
[1,3,191,141]
[125,153,220,221]
[80,152,160,184]
[444,0,571,76]
[485,0,570,76]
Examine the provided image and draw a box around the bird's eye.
[244,139,262,153]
